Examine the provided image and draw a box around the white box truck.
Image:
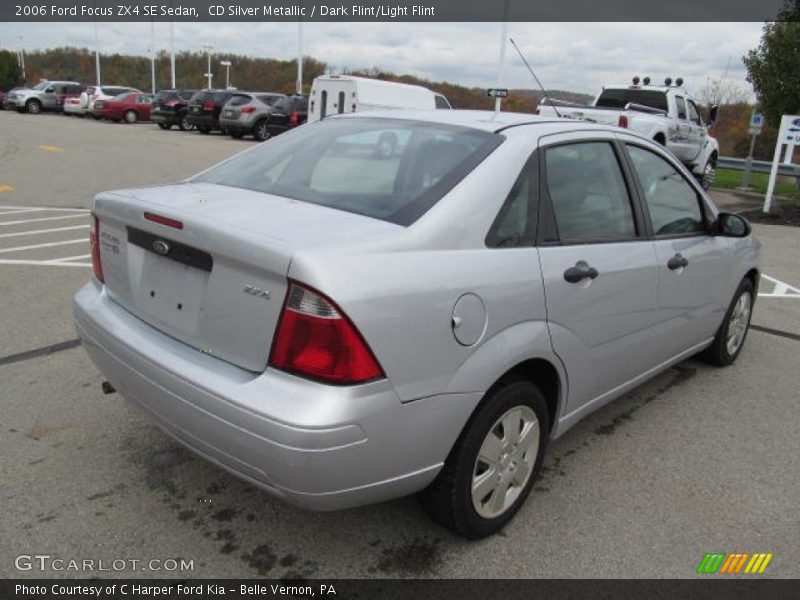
[308,75,451,123]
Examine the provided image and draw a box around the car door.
[686,100,707,163]
[41,84,58,109]
[137,94,152,119]
[622,140,732,361]
[536,132,659,416]
[669,95,692,161]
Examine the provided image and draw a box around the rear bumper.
[185,114,219,129]
[219,119,255,133]
[152,111,182,125]
[73,281,476,510]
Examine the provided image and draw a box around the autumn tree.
[0,49,24,90]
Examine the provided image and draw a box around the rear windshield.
[257,94,283,105]
[102,87,131,95]
[273,97,304,113]
[596,88,668,112]
[156,91,179,102]
[193,117,503,226]
[227,94,252,106]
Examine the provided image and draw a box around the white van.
[308,75,451,122]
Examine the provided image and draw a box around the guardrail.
[718,156,800,177]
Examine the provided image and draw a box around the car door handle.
[563,262,599,283]
[667,253,689,270]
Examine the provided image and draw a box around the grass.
[713,168,800,204]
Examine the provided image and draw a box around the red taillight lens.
[90,215,104,283]
[240,105,256,113]
[269,282,384,385]
[618,115,629,128]
[202,102,215,111]
[166,99,179,106]
[289,111,299,125]
[144,212,183,230]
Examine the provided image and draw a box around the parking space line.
[0,338,82,367]
[760,274,800,298]
[0,259,91,268]
[751,325,800,342]
[0,214,88,226]
[0,224,89,239]
[0,205,89,213]
[0,239,87,254]
[44,253,91,263]
[0,208,42,216]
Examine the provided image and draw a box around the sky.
[0,22,763,97]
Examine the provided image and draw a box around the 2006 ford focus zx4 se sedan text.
[74,110,760,538]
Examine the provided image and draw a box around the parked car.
[85,85,141,118]
[74,110,759,539]
[3,80,83,113]
[93,92,153,123]
[537,77,720,189]
[219,92,286,141]
[308,75,451,123]
[63,95,84,116]
[265,94,309,138]
[185,90,236,134]
[151,89,198,131]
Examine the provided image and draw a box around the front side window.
[688,101,702,126]
[675,96,687,120]
[194,118,502,225]
[627,145,705,236]
[545,142,636,243]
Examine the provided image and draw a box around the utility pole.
[494,0,509,113]
[296,21,303,94]
[93,10,101,86]
[169,16,176,88]
[220,60,231,89]
[149,20,156,94]
[18,35,25,82]
[201,44,214,90]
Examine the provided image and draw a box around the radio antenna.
[509,37,561,118]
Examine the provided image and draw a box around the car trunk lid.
[93,182,400,372]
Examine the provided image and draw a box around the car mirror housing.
[707,104,719,126]
[715,212,750,238]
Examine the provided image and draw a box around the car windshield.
[193,117,502,225]
[32,82,49,91]
[596,89,669,112]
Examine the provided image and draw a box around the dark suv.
[185,90,236,134]
[151,90,197,130]
[266,95,309,138]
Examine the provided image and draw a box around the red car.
[93,92,153,123]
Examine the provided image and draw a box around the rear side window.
[194,118,502,225]
[627,145,705,236]
[486,154,537,248]
[545,142,636,243]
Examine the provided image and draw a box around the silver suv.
[219,92,286,141]
[74,110,759,538]
[3,80,83,113]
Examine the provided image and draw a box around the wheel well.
[745,268,760,296]
[496,359,561,432]
[653,133,666,146]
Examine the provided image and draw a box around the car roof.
[328,109,620,135]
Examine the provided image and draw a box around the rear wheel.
[25,99,42,114]
[253,119,270,142]
[157,122,171,130]
[420,377,549,539]
[179,116,194,131]
[700,278,754,366]
[699,155,717,191]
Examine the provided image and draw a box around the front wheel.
[179,116,194,131]
[420,377,549,539]
[25,99,42,114]
[699,156,717,191]
[253,119,270,142]
[700,278,754,366]
[124,110,138,124]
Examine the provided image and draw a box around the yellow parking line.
[38,144,63,152]
[0,185,13,193]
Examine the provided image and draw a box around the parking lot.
[0,110,798,579]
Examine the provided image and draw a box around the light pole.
[149,20,156,94]
[220,60,231,89]
[169,20,176,88]
[296,21,303,95]
[201,44,214,90]
[18,35,25,82]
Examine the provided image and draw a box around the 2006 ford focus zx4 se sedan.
[74,110,759,538]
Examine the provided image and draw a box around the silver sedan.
[74,110,759,538]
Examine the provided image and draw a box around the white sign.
[764,114,799,213]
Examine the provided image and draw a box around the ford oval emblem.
[152,240,170,256]
[792,118,800,127]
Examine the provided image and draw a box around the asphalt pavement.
[0,111,798,579]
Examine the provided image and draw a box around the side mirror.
[714,212,750,238]
[707,104,719,126]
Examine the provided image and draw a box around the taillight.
[618,115,629,128]
[202,102,215,111]
[90,215,104,283]
[240,105,256,113]
[269,282,384,385]
[166,99,179,106]
[289,111,299,125]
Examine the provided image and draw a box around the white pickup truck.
[536,78,720,189]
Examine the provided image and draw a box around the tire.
[700,278,754,366]
[230,131,244,139]
[253,119,270,142]
[25,99,42,114]
[699,155,717,191]
[197,127,210,134]
[124,110,138,124]
[157,122,171,130]
[420,377,549,539]
[179,116,194,131]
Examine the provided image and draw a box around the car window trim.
[535,137,647,247]
[619,140,713,240]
